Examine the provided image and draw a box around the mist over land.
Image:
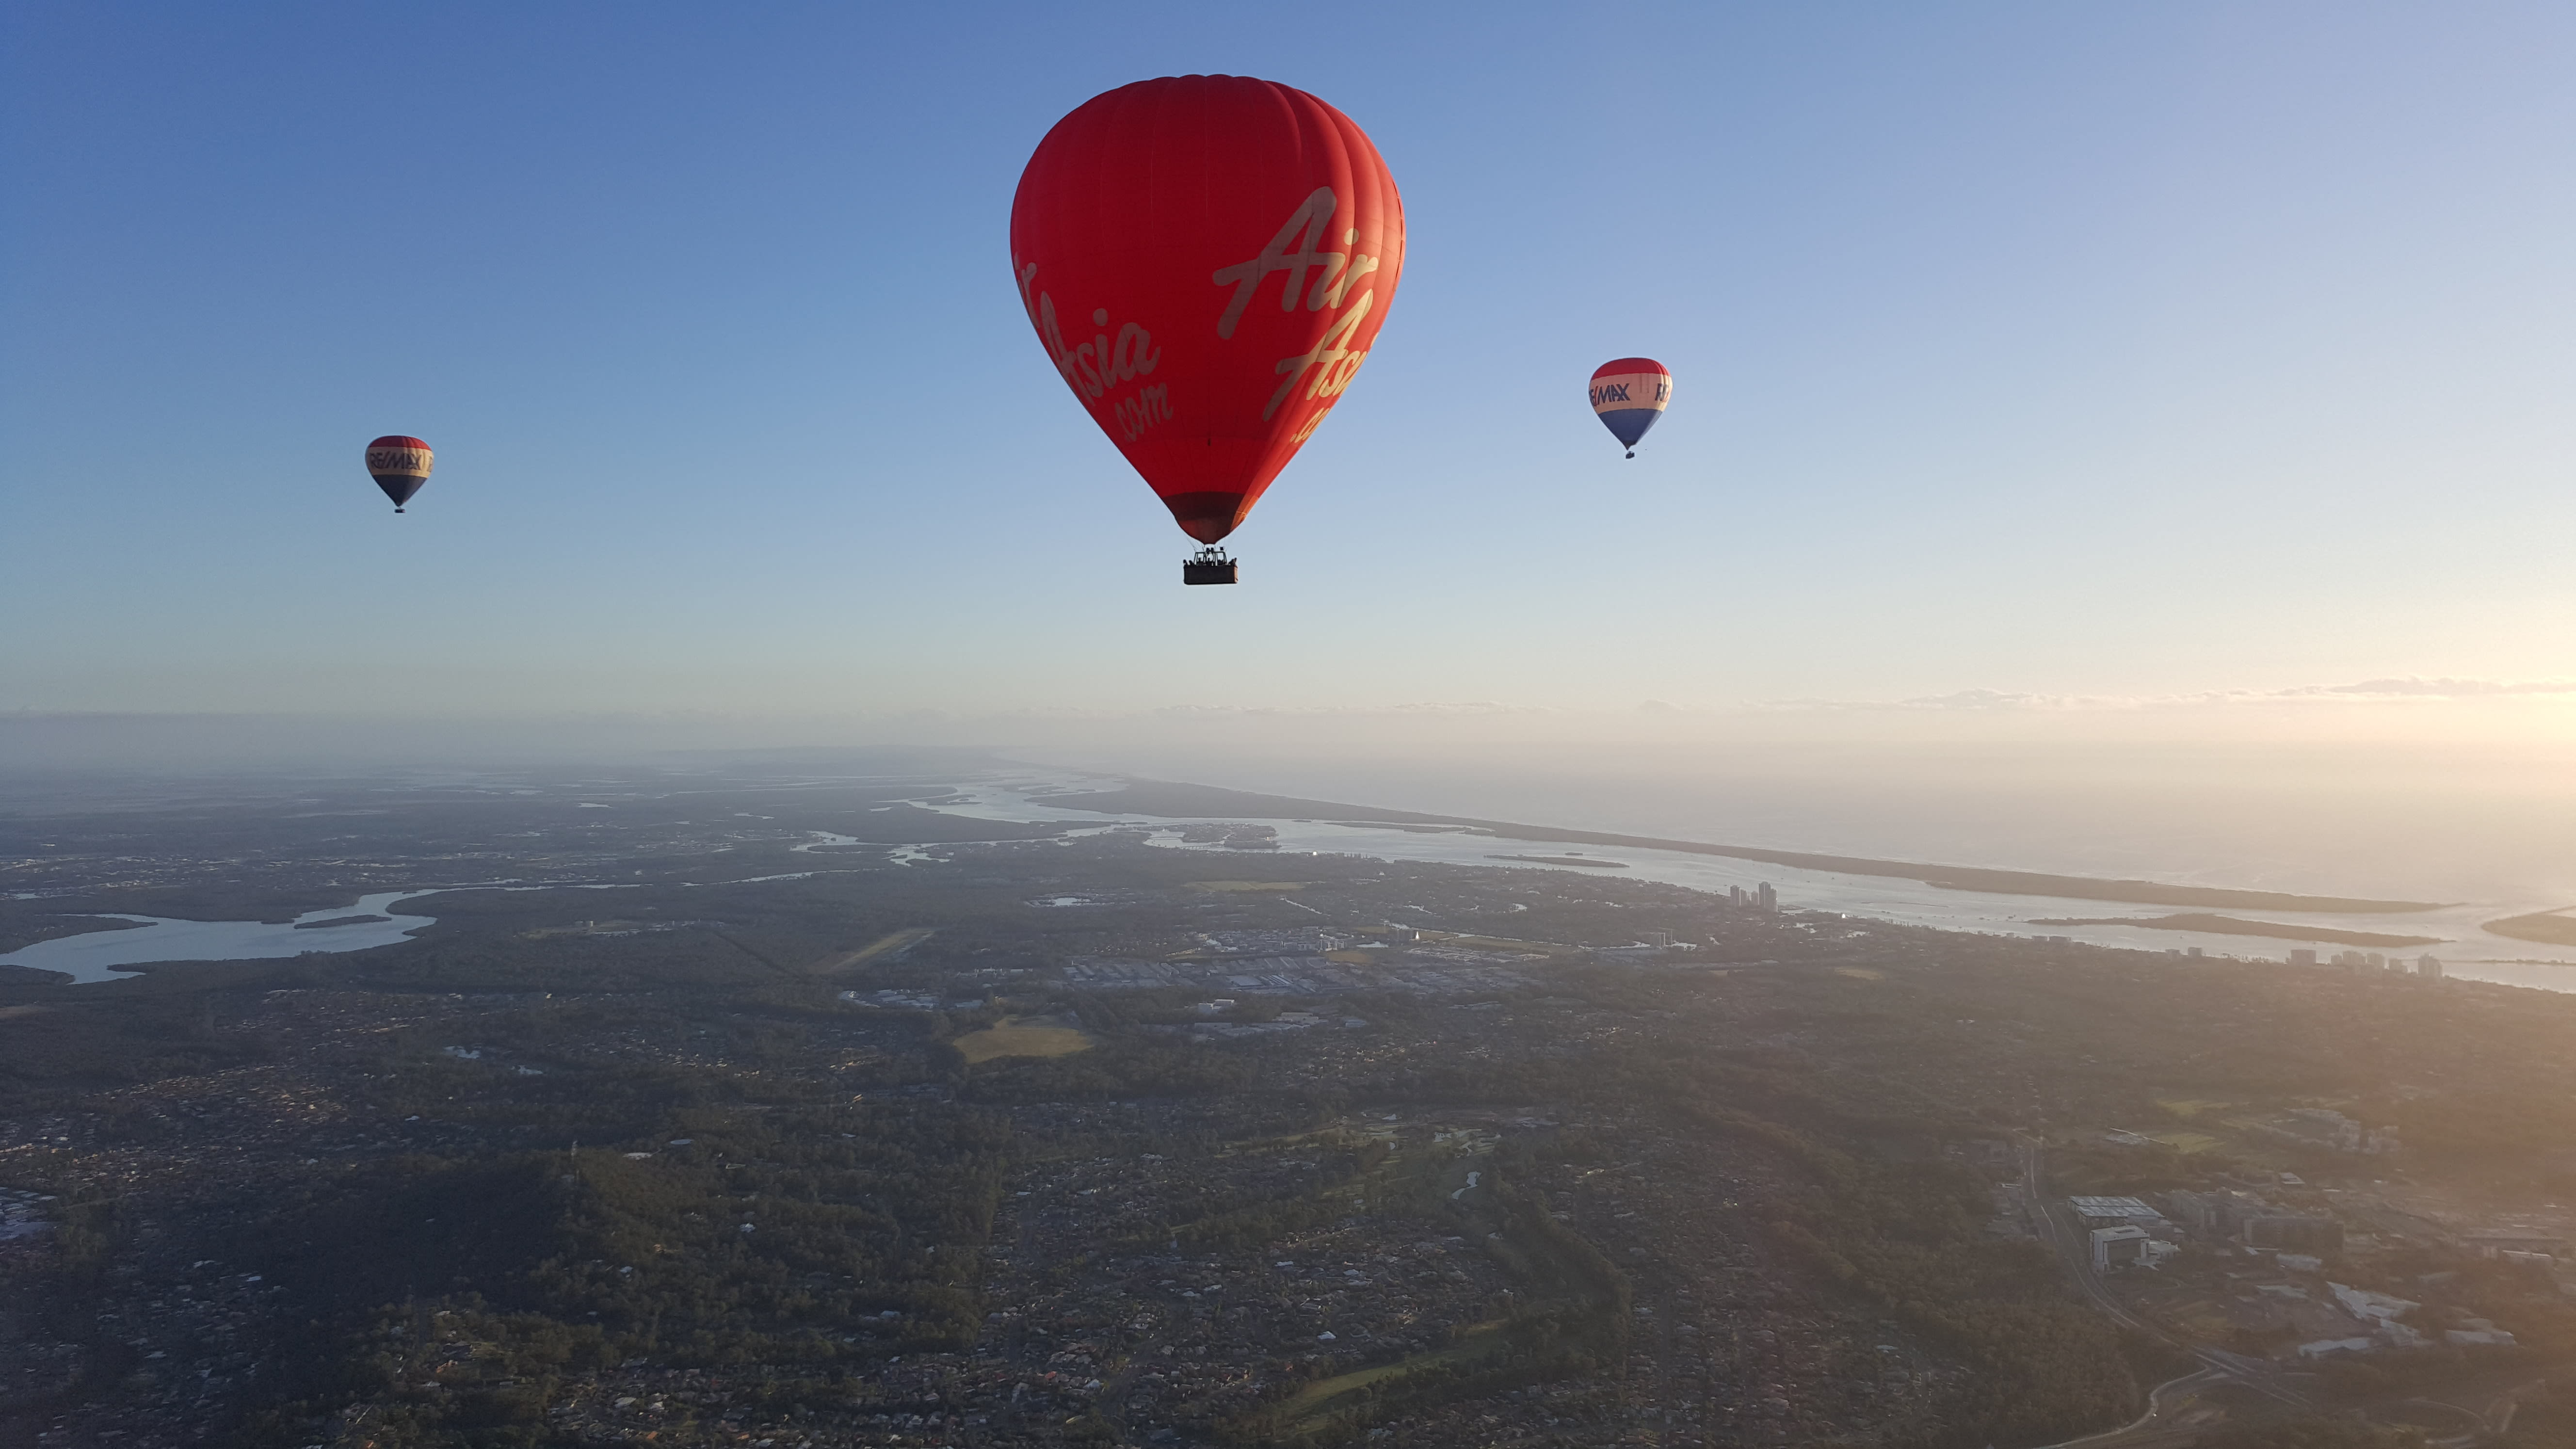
[12,692,2568,905]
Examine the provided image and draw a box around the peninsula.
[2028,913,2446,948]
[2486,908,2576,948]
[1042,779,2446,914]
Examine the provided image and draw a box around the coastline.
[0,913,153,955]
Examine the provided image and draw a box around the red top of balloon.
[1011,75,1406,544]
[367,435,430,452]
[1591,359,1667,380]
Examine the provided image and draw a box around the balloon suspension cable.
[1182,545,1239,586]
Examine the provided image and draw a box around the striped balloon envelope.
[364,435,433,512]
[1588,359,1672,457]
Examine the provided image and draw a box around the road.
[2040,1367,2231,1449]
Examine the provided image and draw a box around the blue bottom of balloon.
[1597,407,1662,449]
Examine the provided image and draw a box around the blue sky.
[6,1,2572,721]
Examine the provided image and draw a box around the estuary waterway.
[12,768,2574,993]
[917,775,2576,994]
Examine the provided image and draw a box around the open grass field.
[1189,880,1307,893]
[2157,1098,2232,1119]
[1834,966,1888,981]
[1280,1322,1510,1423]
[2154,1296,2239,1341]
[2149,1131,2226,1155]
[953,1015,1096,1065]
[523,919,650,939]
[1423,932,1578,957]
[807,928,935,974]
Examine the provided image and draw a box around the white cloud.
[2292,677,2576,698]
[1746,678,2576,713]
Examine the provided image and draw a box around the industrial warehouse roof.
[2069,1195,2161,1219]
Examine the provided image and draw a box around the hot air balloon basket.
[1182,548,1239,585]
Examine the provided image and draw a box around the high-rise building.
[2289,949,2317,966]
[2417,955,2445,980]
[1756,882,1777,912]
[1728,886,1747,906]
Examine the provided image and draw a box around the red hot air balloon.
[364,435,434,512]
[1011,76,1406,583]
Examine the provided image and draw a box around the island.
[1488,854,1629,869]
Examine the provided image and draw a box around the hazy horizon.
[9,685,2572,904]
[7,6,2572,916]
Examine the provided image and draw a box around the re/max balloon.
[1590,359,1672,458]
[1010,75,1406,547]
[365,435,433,512]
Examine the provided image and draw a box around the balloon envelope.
[365,435,433,508]
[1590,359,1672,453]
[1011,75,1406,544]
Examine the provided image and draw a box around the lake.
[0,890,446,985]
